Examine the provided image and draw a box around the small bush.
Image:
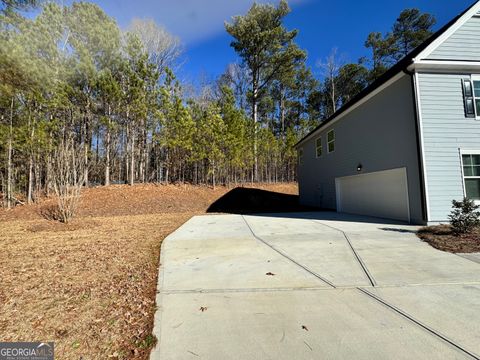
[448,198,480,235]
[52,139,85,223]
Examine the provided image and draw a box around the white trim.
[459,149,480,204]
[335,178,342,212]
[298,147,304,166]
[413,72,431,222]
[327,129,335,154]
[403,167,411,223]
[315,136,323,158]
[471,75,480,120]
[410,60,480,73]
[416,2,480,60]
[296,72,406,148]
[460,149,480,155]
[459,148,467,197]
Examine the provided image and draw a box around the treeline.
[0,0,436,207]
[318,8,436,118]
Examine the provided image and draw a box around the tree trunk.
[27,109,35,204]
[280,85,286,139]
[105,109,111,186]
[211,160,216,190]
[125,124,129,184]
[165,149,169,183]
[6,97,14,208]
[83,115,89,187]
[252,76,258,182]
[130,124,135,186]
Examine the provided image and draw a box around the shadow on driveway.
[206,187,316,214]
[207,187,412,227]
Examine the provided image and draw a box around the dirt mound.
[0,183,300,221]
[0,182,302,359]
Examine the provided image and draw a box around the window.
[464,76,480,119]
[315,137,322,158]
[327,130,335,153]
[298,148,304,165]
[462,153,480,201]
[473,79,480,118]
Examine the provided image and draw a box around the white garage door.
[335,168,410,222]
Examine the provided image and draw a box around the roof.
[295,0,480,148]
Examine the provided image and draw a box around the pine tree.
[225,0,305,181]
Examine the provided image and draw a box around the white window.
[461,152,480,201]
[327,130,335,153]
[315,137,322,158]
[298,148,304,165]
[464,76,480,119]
[472,76,480,119]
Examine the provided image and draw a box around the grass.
[0,183,300,359]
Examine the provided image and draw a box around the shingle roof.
[295,0,479,148]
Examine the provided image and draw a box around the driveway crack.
[357,287,480,360]
[241,215,336,289]
[312,221,377,287]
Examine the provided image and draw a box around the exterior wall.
[298,74,424,224]
[417,72,480,222]
[427,14,480,61]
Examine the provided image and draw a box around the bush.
[51,139,86,223]
[448,198,480,235]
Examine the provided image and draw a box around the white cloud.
[111,0,307,44]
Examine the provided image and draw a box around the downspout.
[404,68,429,224]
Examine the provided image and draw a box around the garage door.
[335,168,410,222]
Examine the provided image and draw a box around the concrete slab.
[243,214,340,237]
[458,253,480,264]
[257,233,372,287]
[167,215,251,242]
[367,284,480,356]
[152,289,470,360]
[243,215,373,286]
[152,212,480,359]
[347,233,480,286]
[161,216,329,291]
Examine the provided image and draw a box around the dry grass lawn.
[0,183,299,359]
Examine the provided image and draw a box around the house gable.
[426,13,480,61]
[416,3,480,63]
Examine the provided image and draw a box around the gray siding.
[298,74,424,224]
[418,73,480,221]
[427,15,480,61]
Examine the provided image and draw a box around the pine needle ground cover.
[0,183,299,359]
[418,225,480,253]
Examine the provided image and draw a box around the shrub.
[448,198,480,235]
[51,139,86,223]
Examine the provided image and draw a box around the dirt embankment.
[0,183,301,360]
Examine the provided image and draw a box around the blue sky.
[90,0,474,84]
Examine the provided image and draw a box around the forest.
[0,0,436,208]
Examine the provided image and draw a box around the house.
[295,1,480,224]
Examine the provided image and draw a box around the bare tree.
[219,63,251,111]
[317,48,344,115]
[128,18,183,74]
[51,137,86,223]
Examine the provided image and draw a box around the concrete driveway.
[151,212,480,359]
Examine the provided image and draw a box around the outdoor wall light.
[357,163,363,172]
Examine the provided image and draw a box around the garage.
[335,168,410,222]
